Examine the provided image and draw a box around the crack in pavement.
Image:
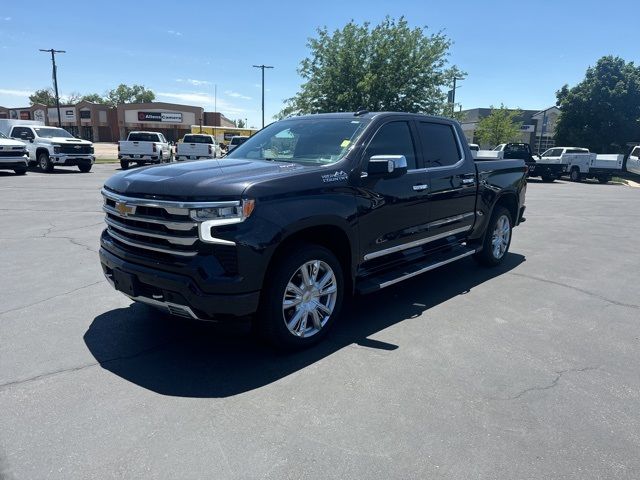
[0,339,174,391]
[493,366,600,401]
[507,272,640,310]
[0,280,106,317]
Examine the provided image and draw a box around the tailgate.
[177,143,208,156]
[120,141,154,154]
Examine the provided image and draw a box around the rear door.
[357,119,431,262]
[418,121,477,242]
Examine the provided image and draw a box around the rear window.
[183,135,213,144]
[128,132,159,142]
[230,137,248,146]
[503,144,530,157]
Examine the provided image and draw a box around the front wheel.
[14,167,27,175]
[38,152,53,173]
[570,167,581,182]
[258,244,344,350]
[598,176,610,184]
[78,163,92,173]
[541,175,555,183]
[120,160,129,170]
[474,206,512,267]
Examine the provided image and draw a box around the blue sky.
[1,0,638,128]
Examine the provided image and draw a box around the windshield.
[226,117,369,165]
[183,135,213,144]
[34,127,74,138]
[0,131,7,139]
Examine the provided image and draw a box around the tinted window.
[365,121,417,170]
[230,137,248,146]
[183,135,213,144]
[566,148,589,154]
[632,147,640,157]
[128,132,159,142]
[12,127,34,140]
[417,122,461,167]
[34,127,73,138]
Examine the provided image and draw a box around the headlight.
[53,145,61,154]
[190,199,255,245]
[90,146,95,154]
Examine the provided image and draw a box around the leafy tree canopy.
[475,104,523,147]
[555,56,640,153]
[29,88,57,106]
[278,16,464,118]
[106,84,155,106]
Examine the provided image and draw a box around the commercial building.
[460,106,560,154]
[0,101,235,143]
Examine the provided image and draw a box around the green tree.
[235,119,246,128]
[475,104,523,147]
[555,56,640,153]
[106,84,155,106]
[29,88,57,106]
[278,17,464,118]
[79,93,108,104]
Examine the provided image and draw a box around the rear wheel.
[258,244,344,350]
[570,167,581,182]
[38,152,53,173]
[541,175,555,183]
[120,160,129,170]
[474,206,512,267]
[14,167,27,175]
[598,176,610,184]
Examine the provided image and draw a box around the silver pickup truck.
[0,131,28,175]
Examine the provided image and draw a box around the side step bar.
[356,245,477,294]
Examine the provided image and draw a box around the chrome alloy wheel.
[282,260,338,338]
[492,214,511,259]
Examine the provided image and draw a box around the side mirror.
[368,155,408,176]
[29,138,34,143]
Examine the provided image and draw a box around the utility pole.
[447,76,463,117]
[39,48,66,127]
[253,64,273,128]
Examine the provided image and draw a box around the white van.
[627,146,640,175]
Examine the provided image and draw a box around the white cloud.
[176,78,212,86]
[0,88,33,97]
[167,30,183,36]
[157,91,248,116]
[3,17,11,21]
[225,90,252,101]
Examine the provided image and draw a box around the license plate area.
[112,269,139,297]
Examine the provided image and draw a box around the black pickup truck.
[100,112,527,349]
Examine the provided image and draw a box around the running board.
[356,245,477,294]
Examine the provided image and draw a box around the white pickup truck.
[625,145,640,175]
[564,153,623,183]
[118,131,172,170]
[176,134,221,161]
[0,131,28,175]
[2,123,95,173]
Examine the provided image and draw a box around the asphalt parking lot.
[1,165,639,479]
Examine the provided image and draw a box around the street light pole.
[39,48,66,127]
[253,64,273,128]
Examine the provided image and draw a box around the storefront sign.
[520,124,535,132]
[137,111,183,123]
[33,110,45,123]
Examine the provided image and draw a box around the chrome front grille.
[102,190,199,257]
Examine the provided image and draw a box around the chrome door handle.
[412,184,429,191]
[461,178,475,185]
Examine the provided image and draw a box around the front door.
[417,120,477,242]
[356,119,431,262]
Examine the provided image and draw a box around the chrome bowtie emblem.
[115,202,134,216]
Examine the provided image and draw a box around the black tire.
[258,244,344,350]
[474,206,513,267]
[120,160,129,170]
[14,167,27,175]
[598,176,609,184]
[570,167,581,182]
[38,151,53,172]
[78,163,92,173]
[541,175,555,183]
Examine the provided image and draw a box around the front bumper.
[50,154,95,166]
[99,246,260,319]
[0,156,28,169]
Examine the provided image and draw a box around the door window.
[364,121,417,170]
[631,147,639,157]
[417,122,461,168]
[12,127,34,140]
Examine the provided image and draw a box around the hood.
[104,158,308,200]
[0,138,26,148]
[48,137,92,145]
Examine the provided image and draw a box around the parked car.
[537,147,590,183]
[2,121,94,173]
[492,143,538,177]
[625,145,640,175]
[227,135,249,152]
[99,112,527,350]
[0,131,28,175]
[118,131,172,170]
[563,153,623,183]
[176,134,221,161]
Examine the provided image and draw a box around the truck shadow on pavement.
[84,254,525,398]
